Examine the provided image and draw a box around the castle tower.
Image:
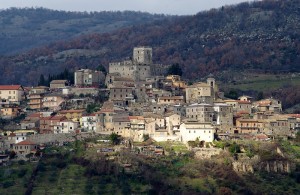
[133,47,152,65]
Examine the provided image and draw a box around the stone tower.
[133,47,152,65]
[207,77,215,89]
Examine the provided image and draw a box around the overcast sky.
[0,0,252,15]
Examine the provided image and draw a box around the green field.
[222,73,300,92]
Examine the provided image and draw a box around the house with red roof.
[0,85,24,104]
[39,115,67,134]
[13,140,37,155]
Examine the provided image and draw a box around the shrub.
[18,160,26,165]
[3,180,15,188]
[18,168,27,178]
[229,142,241,154]
[187,141,197,148]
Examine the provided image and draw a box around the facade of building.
[180,122,215,143]
[53,120,79,134]
[74,69,105,87]
[50,80,68,89]
[235,119,263,134]
[157,96,184,105]
[186,103,214,123]
[0,85,24,103]
[0,106,20,119]
[13,140,37,155]
[109,47,167,81]
[213,103,233,126]
[39,116,67,134]
[185,78,215,104]
[42,94,65,111]
[28,93,44,110]
[58,109,85,123]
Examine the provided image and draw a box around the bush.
[2,180,15,188]
[9,151,16,159]
[18,160,26,165]
[109,133,121,145]
[37,162,46,172]
[214,141,226,149]
[229,142,241,154]
[187,141,197,148]
[18,168,27,178]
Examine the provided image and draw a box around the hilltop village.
[0,47,299,158]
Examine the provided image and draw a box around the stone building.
[252,98,282,114]
[109,47,168,81]
[185,78,216,104]
[50,80,68,89]
[213,103,233,126]
[224,99,252,115]
[74,69,105,87]
[109,87,135,106]
[186,103,214,123]
[234,119,264,134]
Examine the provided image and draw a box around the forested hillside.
[0,8,169,54]
[0,0,299,86]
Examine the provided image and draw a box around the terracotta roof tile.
[16,140,36,145]
[0,85,22,90]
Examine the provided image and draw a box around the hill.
[0,8,170,54]
[0,0,299,88]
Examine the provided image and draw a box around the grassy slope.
[223,73,300,92]
[1,140,300,194]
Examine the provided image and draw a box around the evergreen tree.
[167,63,183,76]
[38,74,46,86]
[256,91,264,100]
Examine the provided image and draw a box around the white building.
[179,122,215,143]
[54,120,79,134]
[82,114,98,132]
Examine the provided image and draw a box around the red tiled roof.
[128,116,144,120]
[159,96,184,100]
[256,134,268,140]
[237,111,250,115]
[287,114,300,118]
[237,100,251,104]
[59,109,84,114]
[28,113,42,118]
[50,116,66,120]
[9,133,16,137]
[16,140,36,145]
[0,85,22,90]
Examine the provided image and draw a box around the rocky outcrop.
[193,148,222,159]
[258,160,293,173]
[232,157,294,174]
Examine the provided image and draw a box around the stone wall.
[232,157,294,174]
[27,132,96,145]
[193,148,222,159]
